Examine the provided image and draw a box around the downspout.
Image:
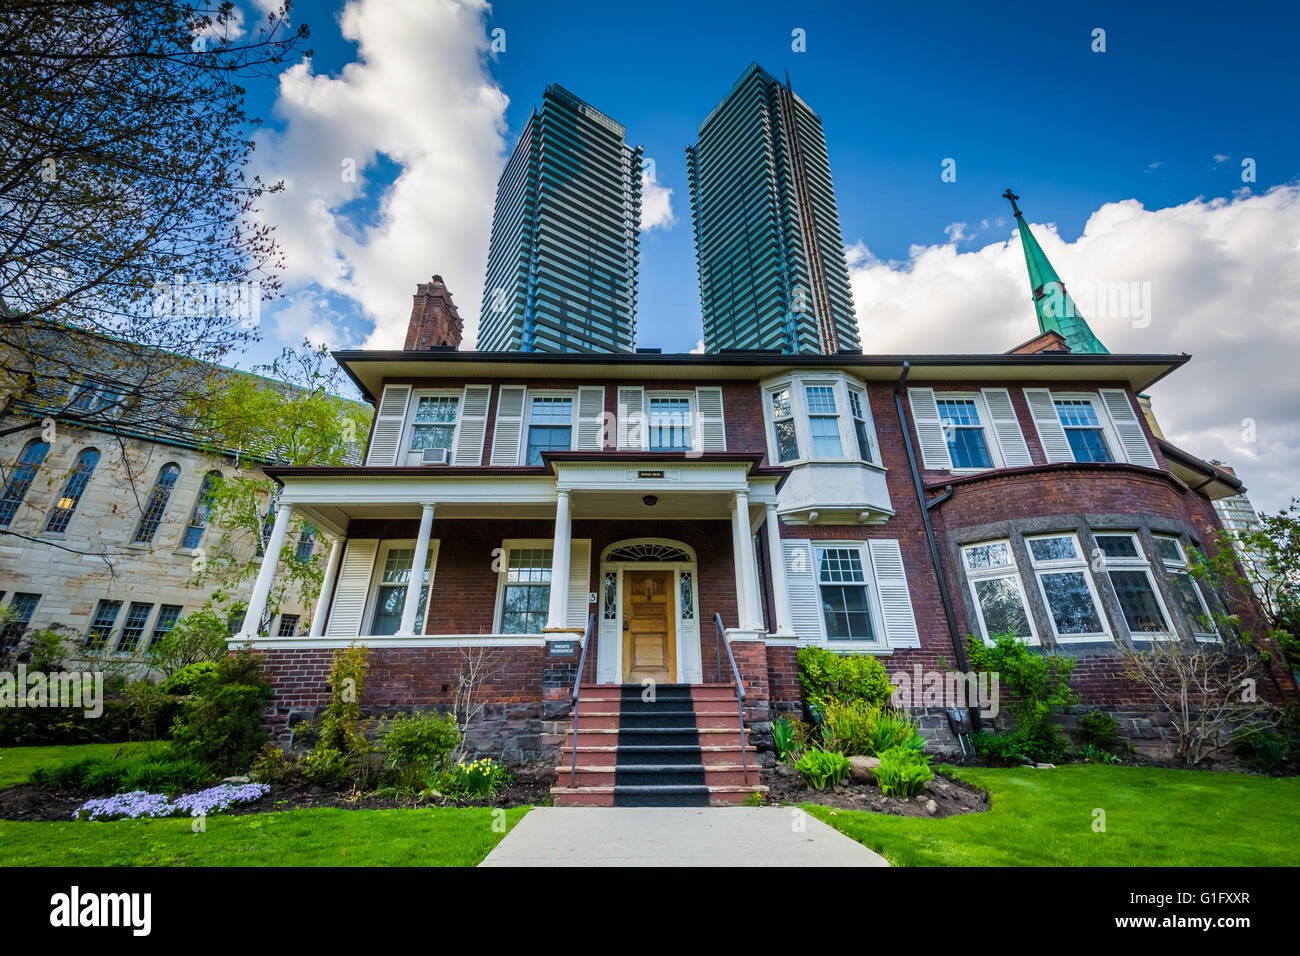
[893,363,969,676]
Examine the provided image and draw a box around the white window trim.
[1051,392,1122,464]
[645,389,696,452]
[810,539,890,652]
[362,538,439,636]
[521,390,579,464]
[1154,534,1220,642]
[961,539,1039,645]
[935,391,1003,473]
[1093,531,1176,641]
[761,372,881,468]
[399,389,463,465]
[1026,532,1113,643]
[845,383,880,464]
[493,538,556,636]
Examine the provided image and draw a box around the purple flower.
[73,783,270,821]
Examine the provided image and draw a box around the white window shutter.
[566,538,592,629]
[981,388,1033,467]
[324,539,378,638]
[453,385,492,466]
[907,387,953,470]
[365,385,410,466]
[1099,389,1158,468]
[868,539,920,647]
[576,387,606,451]
[490,385,527,465]
[782,539,823,641]
[1024,388,1073,463]
[695,386,726,451]
[617,386,646,449]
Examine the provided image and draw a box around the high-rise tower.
[478,85,642,353]
[686,63,860,354]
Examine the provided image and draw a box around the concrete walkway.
[480,807,889,867]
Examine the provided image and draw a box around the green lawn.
[0,742,152,789]
[0,806,528,866]
[807,764,1300,866]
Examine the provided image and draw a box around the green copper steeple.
[1003,189,1109,355]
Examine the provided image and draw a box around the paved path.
[480,807,889,867]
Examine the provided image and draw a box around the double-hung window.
[149,605,182,648]
[498,546,553,634]
[815,545,876,642]
[847,386,874,463]
[804,385,843,458]
[410,394,459,457]
[1094,532,1172,638]
[367,542,436,636]
[0,593,40,651]
[648,395,692,451]
[1154,535,1218,640]
[1027,533,1109,641]
[937,397,994,469]
[115,602,154,654]
[769,386,799,462]
[524,395,573,465]
[295,524,316,562]
[277,614,301,637]
[1055,398,1113,462]
[962,540,1037,644]
[83,599,122,652]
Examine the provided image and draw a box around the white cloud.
[251,0,507,350]
[641,161,676,232]
[943,222,969,242]
[848,186,1300,513]
[1214,153,1231,164]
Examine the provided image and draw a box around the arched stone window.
[0,438,50,528]
[132,462,181,543]
[44,448,100,533]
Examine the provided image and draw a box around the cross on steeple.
[1002,188,1022,218]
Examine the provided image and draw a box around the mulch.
[760,763,990,817]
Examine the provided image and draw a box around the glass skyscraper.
[478,84,642,353]
[686,63,860,354]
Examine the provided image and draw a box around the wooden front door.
[623,570,676,683]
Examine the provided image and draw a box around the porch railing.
[569,612,597,787]
[713,612,750,785]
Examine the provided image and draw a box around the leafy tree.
[186,342,370,633]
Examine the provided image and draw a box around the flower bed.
[73,783,270,821]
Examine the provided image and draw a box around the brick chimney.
[403,275,463,350]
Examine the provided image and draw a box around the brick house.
[237,284,1292,805]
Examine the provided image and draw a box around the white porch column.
[545,489,572,629]
[398,503,436,636]
[308,535,345,637]
[765,502,793,636]
[731,491,761,631]
[238,502,293,639]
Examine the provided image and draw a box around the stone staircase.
[551,683,766,807]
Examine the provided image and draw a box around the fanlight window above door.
[605,543,692,563]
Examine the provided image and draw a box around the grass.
[0,743,152,789]
[807,764,1300,866]
[0,806,529,866]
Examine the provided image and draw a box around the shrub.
[26,626,71,672]
[382,710,461,792]
[1075,743,1120,765]
[147,610,228,677]
[161,662,219,697]
[794,748,851,789]
[32,749,210,795]
[972,723,1071,765]
[819,699,878,755]
[305,645,373,785]
[124,680,171,741]
[874,744,934,797]
[249,745,297,785]
[797,646,894,710]
[865,708,926,757]
[771,716,800,762]
[169,650,273,773]
[1078,709,1120,751]
[966,632,1078,763]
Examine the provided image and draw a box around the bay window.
[805,385,843,457]
[1154,535,1218,640]
[769,386,799,462]
[763,373,880,466]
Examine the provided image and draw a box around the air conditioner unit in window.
[421,447,449,465]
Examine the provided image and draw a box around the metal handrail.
[569,613,597,787]
[713,612,750,785]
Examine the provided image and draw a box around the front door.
[623,569,676,683]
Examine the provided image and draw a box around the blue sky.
[237,0,1300,510]
[248,0,1299,351]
